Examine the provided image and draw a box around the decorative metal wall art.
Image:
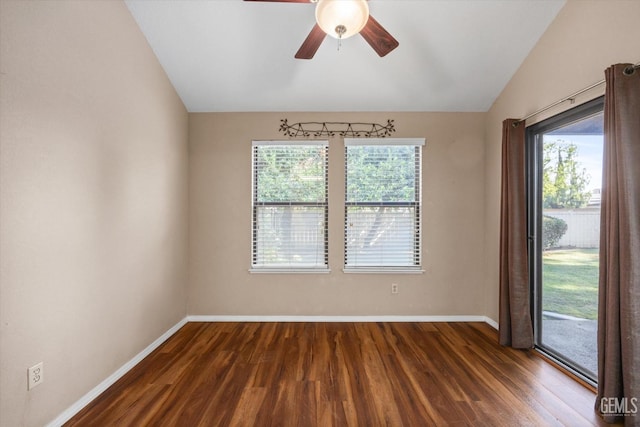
[279,119,395,138]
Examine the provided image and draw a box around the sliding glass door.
[527,97,603,383]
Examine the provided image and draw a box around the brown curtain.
[596,64,640,424]
[499,119,534,348]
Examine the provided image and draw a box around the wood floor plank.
[65,322,617,426]
[228,387,267,427]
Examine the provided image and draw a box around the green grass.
[542,248,599,320]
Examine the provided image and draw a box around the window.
[344,138,424,271]
[251,141,328,272]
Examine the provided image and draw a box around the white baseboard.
[49,314,498,425]
[187,314,498,325]
[484,317,499,330]
[46,317,188,427]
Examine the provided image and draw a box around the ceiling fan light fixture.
[315,0,369,40]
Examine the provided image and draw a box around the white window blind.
[252,141,329,271]
[344,138,424,270]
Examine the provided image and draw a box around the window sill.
[342,268,425,274]
[249,268,331,274]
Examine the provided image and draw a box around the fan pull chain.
[335,24,346,52]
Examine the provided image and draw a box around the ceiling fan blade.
[243,0,312,3]
[295,24,326,59]
[359,15,399,57]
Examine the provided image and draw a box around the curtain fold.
[499,119,534,348]
[596,64,640,425]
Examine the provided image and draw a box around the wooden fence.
[544,208,600,249]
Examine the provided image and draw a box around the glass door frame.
[526,96,604,386]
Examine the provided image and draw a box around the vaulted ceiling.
[125,0,566,112]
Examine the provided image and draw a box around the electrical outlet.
[28,362,43,390]
[391,283,399,294]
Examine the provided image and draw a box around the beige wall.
[483,0,640,321]
[189,112,486,316]
[0,1,189,426]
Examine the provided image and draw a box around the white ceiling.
[124,0,565,113]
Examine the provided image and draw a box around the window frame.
[250,140,330,273]
[343,138,425,273]
[526,96,604,385]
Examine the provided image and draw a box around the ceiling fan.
[245,0,399,59]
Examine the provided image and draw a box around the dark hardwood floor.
[65,322,612,426]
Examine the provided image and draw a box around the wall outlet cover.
[28,362,44,390]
